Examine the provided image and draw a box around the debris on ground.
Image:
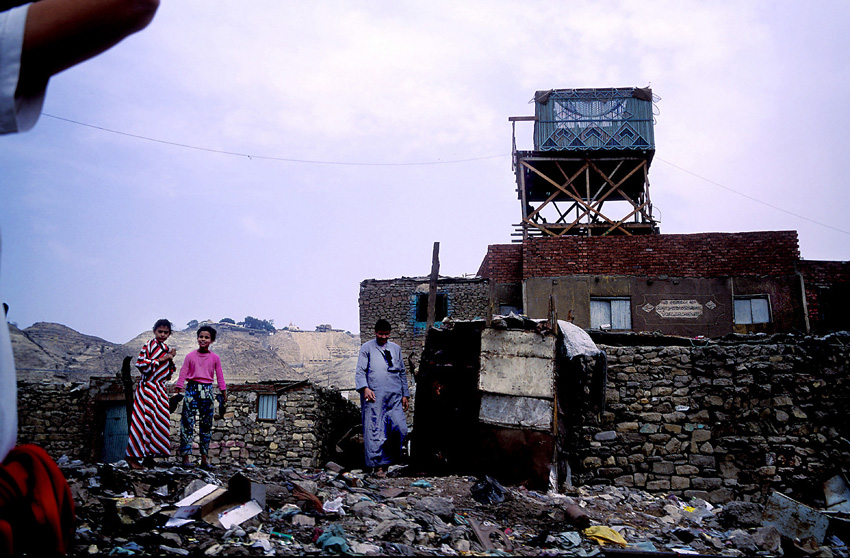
[57,457,850,556]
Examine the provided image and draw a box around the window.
[590,298,631,330]
[734,296,771,325]
[258,394,278,421]
[415,293,448,323]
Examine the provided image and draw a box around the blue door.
[102,403,128,463]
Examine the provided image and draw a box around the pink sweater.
[175,350,226,391]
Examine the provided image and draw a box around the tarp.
[558,320,603,358]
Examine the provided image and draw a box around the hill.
[10,322,360,389]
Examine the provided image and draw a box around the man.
[355,319,409,477]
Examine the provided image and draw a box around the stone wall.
[17,381,91,458]
[16,379,360,469]
[17,334,850,505]
[204,383,324,468]
[574,334,850,505]
[359,277,490,364]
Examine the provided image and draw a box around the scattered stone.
[55,458,848,557]
[728,529,760,552]
[413,496,454,520]
[719,500,763,527]
[753,525,783,553]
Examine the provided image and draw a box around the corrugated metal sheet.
[762,492,830,544]
[533,88,655,152]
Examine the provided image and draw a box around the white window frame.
[734,296,771,325]
[590,297,632,330]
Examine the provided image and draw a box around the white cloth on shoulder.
[1,4,47,134]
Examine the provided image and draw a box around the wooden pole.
[487,278,496,327]
[426,242,440,334]
[120,356,134,431]
[548,293,558,330]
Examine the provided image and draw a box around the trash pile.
[58,456,849,556]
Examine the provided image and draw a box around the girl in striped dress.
[125,319,176,469]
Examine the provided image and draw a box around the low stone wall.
[16,379,360,469]
[574,334,850,505]
[17,381,91,458]
[17,334,850,505]
[202,383,321,468]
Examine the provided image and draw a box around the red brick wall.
[797,260,850,331]
[478,244,523,283]
[519,231,800,279]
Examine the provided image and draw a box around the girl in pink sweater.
[174,326,226,469]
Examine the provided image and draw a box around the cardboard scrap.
[165,473,266,529]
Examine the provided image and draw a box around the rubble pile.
[58,458,849,557]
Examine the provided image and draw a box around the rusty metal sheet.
[762,492,830,544]
[478,394,552,431]
[472,424,555,490]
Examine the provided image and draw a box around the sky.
[2,1,849,344]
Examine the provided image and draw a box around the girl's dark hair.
[153,319,173,332]
[198,325,217,342]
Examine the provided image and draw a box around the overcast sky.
[2,1,849,344]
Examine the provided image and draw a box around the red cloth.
[0,444,75,555]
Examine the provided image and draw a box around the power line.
[42,113,850,237]
[42,113,508,166]
[656,157,850,237]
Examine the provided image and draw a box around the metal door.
[102,403,128,463]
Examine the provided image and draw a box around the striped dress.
[126,339,174,459]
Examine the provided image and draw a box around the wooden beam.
[522,160,620,234]
[487,279,496,326]
[520,156,656,238]
[601,200,650,236]
[519,160,529,242]
[426,242,440,335]
[521,160,589,227]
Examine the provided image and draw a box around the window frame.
[590,297,632,330]
[257,393,279,421]
[733,295,772,325]
[414,292,448,323]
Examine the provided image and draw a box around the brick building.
[477,231,849,337]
